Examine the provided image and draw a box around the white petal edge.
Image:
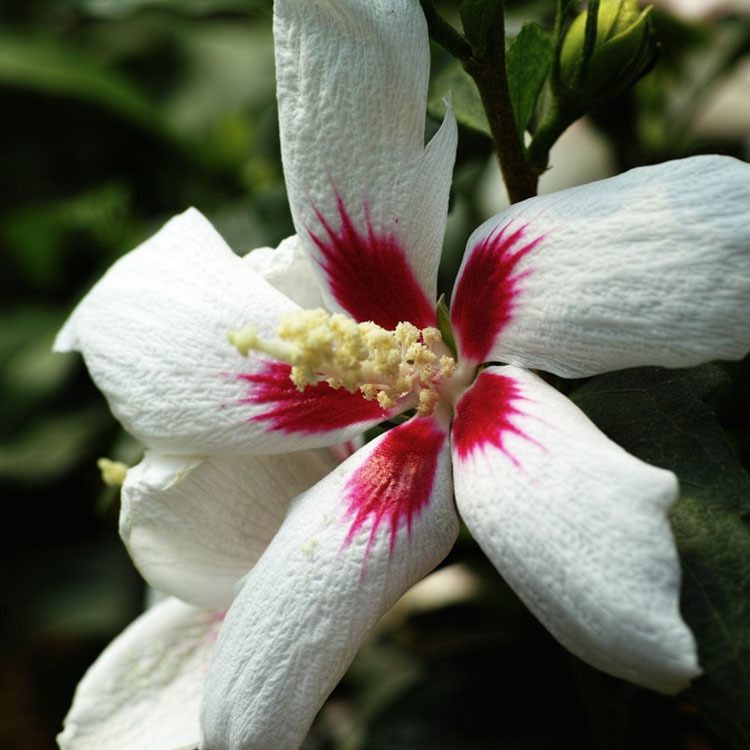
[200,416,458,749]
[464,155,750,377]
[451,366,700,693]
[58,597,222,750]
[120,448,340,609]
[274,0,457,307]
[244,234,328,310]
[54,208,301,453]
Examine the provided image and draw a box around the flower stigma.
[229,309,459,416]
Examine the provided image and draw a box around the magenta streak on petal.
[451,371,529,463]
[451,223,542,364]
[343,418,446,558]
[309,193,436,330]
[237,361,387,435]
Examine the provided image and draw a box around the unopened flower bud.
[557,0,657,107]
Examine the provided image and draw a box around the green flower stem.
[467,44,539,201]
[421,0,539,204]
[464,12,540,203]
[525,98,581,174]
[419,0,472,60]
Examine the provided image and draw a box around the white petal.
[55,208,300,453]
[453,156,750,375]
[200,417,458,749]
[120,448,339,609]
[274,0,456,324]
[58,597,222,750]
[55,208,383,454]
[243,235,327,309]
[451,366,700,693]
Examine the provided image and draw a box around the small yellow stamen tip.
[97,458,128,487]
[417,389,440,416]
[439,356,457,378]
[377,391,396,409]
[360,384,379,400]
[421,327,442,345]
[228,326,259,357]
[230,323,304,363]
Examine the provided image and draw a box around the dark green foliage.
[505,22,554,138]
[3,1,748,748]
[573,366,750,748]
[460,0,503,57]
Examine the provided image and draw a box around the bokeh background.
[1,1,748,748]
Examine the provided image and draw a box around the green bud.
[557,0,657,108]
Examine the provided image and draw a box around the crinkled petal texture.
[120,448,339,609]
[451,366,700,693]
[58,597,222,750]
[201,416,458,749]
[274,0,457,329]
[452,155,750,374]
[55,209,391,454]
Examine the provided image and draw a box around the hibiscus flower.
[57,1,750,748]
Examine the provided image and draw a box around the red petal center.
[451,222,541,364]
[238,361,387,435]
[343,417,447,556]
[451,371,529,462]
[310,193,436,330]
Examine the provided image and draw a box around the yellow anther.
[360,384,380,401]
[377,391,397,409]
[290,367,314,390]
[417,389,440,416]
[97,458,128,487]
[407,343,437,368]
[229,308,457,417]
[394,321,419,348]
[439,356,457,378]
[421,327,442,345]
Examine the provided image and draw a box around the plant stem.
[460,8,540,203]
[421,0,538,203]
[526,99,579,173]
[420,0,472,60]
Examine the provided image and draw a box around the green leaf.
[0,309,76,406]
[572,365,750,748]
[0,407,113,483]
[1,184,131,288]
[460,0,503,57]
[0,31,167,137]
[161,20,275,136]
[505,22,554,137]
[428,61,490,137]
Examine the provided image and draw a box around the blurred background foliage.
[0,0,748,748]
